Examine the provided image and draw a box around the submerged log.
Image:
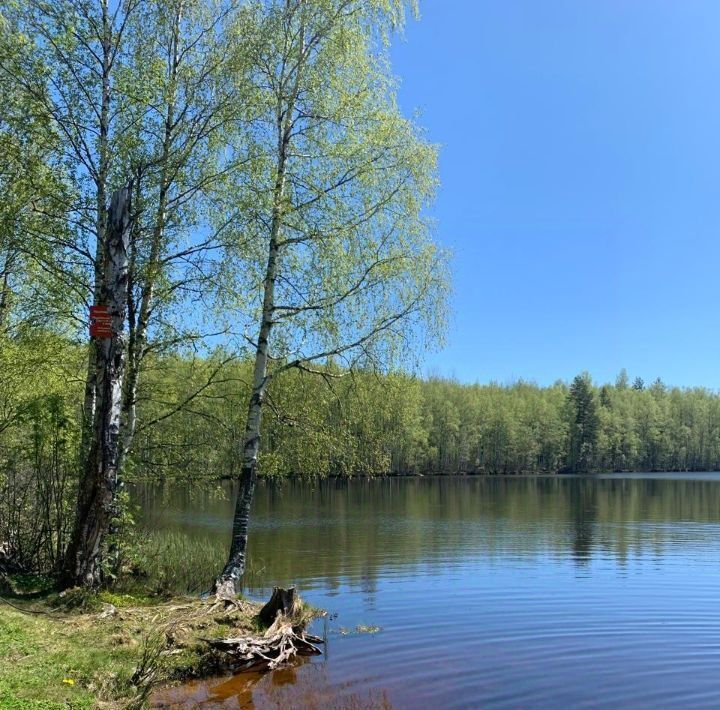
[259,586,300,625]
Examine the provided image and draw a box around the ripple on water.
[141,474,720,708]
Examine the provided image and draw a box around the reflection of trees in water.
[136,476,720,591]
[569,480,597,564]
[361,562,378,608]
[152,658,394,709]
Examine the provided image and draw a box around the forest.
[2,0,720,587]
[3,1,720,707]
[6,325,720,577]
[0,0,449,591]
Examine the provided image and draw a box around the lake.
[140,474,720,708]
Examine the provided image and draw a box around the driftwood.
[202,587,322,672]
[202,618,322,672]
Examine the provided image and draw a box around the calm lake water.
[140,474,720,709]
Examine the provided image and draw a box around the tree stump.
[259,586,300,625]
[202,587,322,672]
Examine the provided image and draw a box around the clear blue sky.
[390,1,720,388]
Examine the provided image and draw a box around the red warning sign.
[90,305,113,338]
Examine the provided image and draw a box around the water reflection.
[568,480,596,563]
[152,657,394,709]
[135,475,720,592]
[138,475,720,708]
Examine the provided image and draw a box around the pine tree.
[567,373,599,472]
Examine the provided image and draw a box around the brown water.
[139,474,720,708]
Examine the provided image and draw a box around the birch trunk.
[0,247,15,331]
[62,183,131,588]
[80,0,113,465]
[214,213,282,599]
[215,127,290,601]
[215,0,306,599]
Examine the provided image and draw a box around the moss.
[0,596,263,708]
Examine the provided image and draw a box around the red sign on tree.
[89,305,113,338]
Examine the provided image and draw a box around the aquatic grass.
[120,530,227,596]
[125,530,278,598]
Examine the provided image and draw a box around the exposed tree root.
[202,616,323,672]
[205,595,251,615]
[201,587,323,671]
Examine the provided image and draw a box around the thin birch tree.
[117,0,249,467]
[214,0,447,599]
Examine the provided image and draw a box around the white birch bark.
[120,4,182,467]
[214,12,302,595]
[80,0,113,464]
[63,183,131,587]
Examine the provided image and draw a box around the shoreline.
[0,592,268,708]
[125,468,720,486]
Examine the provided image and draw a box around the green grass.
[118,530,227,597]
[0,602,134,708]
[0,595,262,709]
[0,531,282,708]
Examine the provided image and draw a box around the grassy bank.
[0,592,263,709]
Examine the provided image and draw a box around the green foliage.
[0,333,83,572]
[4,329,720,574]
[567,373,599,472]
[129,361,720,477]
[220,0,448,376]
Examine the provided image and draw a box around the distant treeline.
[3,334,719,490]
[132,363,720,477]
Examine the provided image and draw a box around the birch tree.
[62,184,132,586]
[2,0,144,461]
[5,0,252,583]
[214,0,447,599]
[116,0,249,467]
[4,0,247,454]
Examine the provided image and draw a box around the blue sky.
[390,1,720,388]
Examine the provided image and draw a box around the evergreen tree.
[615,369,629,390]
[567,373,599,472]
[599,384,612,408]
